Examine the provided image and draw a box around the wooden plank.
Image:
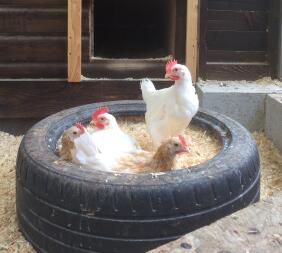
[208,0,270,11]
[0,8,67,35]
[0,63,66,78]
[207,10,267,31]
[0,8,89,36]
[207,31,267,51]
[0,0,67,8]
[205,62,269,80]
[199,0,208,80]
[0,36,67,63]
[278,0,282,80]
[0,36,89,63]
[0,61,167,79]
[268,0,281,79]
[207,50,267,62]
[186,0,199,81]
[68,0,82,82]
[84,59,166,79]
[175,0,188,62]
[149,192,282,253]
[0,79,171,118]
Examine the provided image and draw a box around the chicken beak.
[165,73,173,80]
[89,120,96,127]
[181,145,190,153]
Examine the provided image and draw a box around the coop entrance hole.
[92,0,176,59]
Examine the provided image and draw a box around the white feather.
[91,113,140,156]
[141,64,199,146]
[73,131,116,172]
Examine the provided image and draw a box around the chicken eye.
[100,117,105,121]
[73,131,77,135]
[174,68,178,72]
[174,143,179,147]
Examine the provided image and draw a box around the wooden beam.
[0,79,171,118]
[277,0,282,80]
[186,0,199,82]
[68,0,81,82]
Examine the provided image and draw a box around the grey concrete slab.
[149,192,282,253]
[265,94,282,151]
[196,82,282,131]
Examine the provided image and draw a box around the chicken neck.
[60,136,74,161]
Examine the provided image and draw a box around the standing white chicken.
[140,60,199,146]
[89,107,140,157]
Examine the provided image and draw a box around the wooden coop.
[0,0,281,120]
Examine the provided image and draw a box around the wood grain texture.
[0,79,171,118]
[207,50,266,62]
[199,0,270,80]
[206,62,269,80]
[0,7,88,36]
[0,36,89,63]
[186,0,199,81]
[0,62,166,79]
[199,0,208,80]
[0,63,66,78]
[208,0,269,11]
[207,10,267,31]
[0,0,67,8]
[68,0,82,82]
[84,59,166,79]
[149,192,282,253]
[207,31,267,51]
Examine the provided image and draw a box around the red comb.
[166,59,178,73]
[75,122,85,133]
[178,135,188,148]
[92,107,109,121]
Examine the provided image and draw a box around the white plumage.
[140,60,199,146]
[73,130,116,172]
[89,108,140,157]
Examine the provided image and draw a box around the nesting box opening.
[92,0,184,59]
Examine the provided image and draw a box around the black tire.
[16,100,260,253]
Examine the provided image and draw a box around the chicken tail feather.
[140,78,155,102]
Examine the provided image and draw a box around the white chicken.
[60,122,116,171]
[89,107,140,157]
[140,60,199,146]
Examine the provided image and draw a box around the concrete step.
[265,94,282,151]
[196,81,282,132]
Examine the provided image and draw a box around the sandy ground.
[0,125,281,252]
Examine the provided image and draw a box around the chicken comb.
[166,59,178,73]
[178,135,188,148]
[75,122,85,133]
[92,107,109,121]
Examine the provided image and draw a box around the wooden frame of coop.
[68,0,200,82]
[0,0,281,120]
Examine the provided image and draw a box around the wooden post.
[278,0,282,80]
[186,0,199,82]
[68,0,82,82]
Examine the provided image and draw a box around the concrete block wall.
[265,94,282,151]
[196,81,282,151]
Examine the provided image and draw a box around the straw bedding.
[0,119,281,252]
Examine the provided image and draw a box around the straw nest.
[0,119,281,252]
